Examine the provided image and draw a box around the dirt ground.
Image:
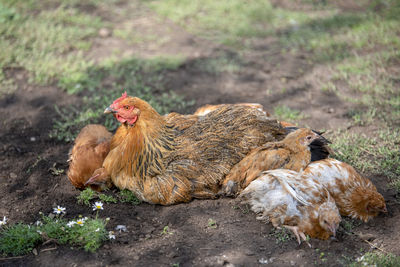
[0,1,398,266]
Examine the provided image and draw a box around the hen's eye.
[123,105,130,110]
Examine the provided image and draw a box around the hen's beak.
[104,106,117,114]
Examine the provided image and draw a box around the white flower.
[37,230,42,234]
[76,219,85,226]
[67,221,76,228]
[92,202,104,211]
[95,228,100,232]
[53,206,66,215]
[35,220,43,226]
[0,216,7,226]
[108,231,116,240]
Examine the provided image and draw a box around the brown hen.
[67,124,112,190]
[86,93,286,205]
[194,103,270,116]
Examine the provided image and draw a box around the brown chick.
[85,92,286,205]
[303,158,387,222]
[241,169,341,244]
[67,124,112,190]
[221,127,331,196]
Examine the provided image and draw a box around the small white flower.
[67,221,76,228]
[0,216,7,226]
[35,220,43,226]
[53,206,66,215]
[95,228,100,232]
[92,202,104,211]
[108,231,116,240]
[76,219,85,226]
[37,230,42,234]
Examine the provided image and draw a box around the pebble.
[357,232,376,241]
[30,137,36,142]
[115,225,127,232]
[98,28,111,37]
[10,172,17,179]
[32,248,38,255]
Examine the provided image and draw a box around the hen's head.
[284,128,330,151]
[318,193,341,237]
[84,167,112,191]
[349,187,387,222]
[105,92,159,126]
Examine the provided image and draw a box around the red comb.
[111,92,128,108]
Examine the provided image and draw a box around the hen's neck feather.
[107,111,175,184]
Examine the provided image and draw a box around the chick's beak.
[329,224,337,237]
[104,106,117,114]
[84,173,101,186]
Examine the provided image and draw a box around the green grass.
[119,189,141,205]
[207,218,217,229]
[193,52,243,73]
[269,227,294,244]
[50,56,193,142]
[0,214,108,256]
[273,105,305,123]
[77,188,141,206]
[331,127,400,185]
[149,0,309,46]
[350,252,400,267]
[279,1,400,63]
[77,188,97,206]
[0,0,103,96]
[0,223,41,256]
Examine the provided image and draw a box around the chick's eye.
[306,135,312,140]
[323,220,328,224]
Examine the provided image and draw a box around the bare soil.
[0,1,398,266]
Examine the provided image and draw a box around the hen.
[194,103,270,116]
[303,158,387,222]
[220,127,331,196]
[67,124,112,190]
[86,93,286,205]
[241,169,341,243]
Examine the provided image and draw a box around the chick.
[221,128,330,196]
[67,124,112,190]
[241,169,341,244]
[303,158,387,222]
